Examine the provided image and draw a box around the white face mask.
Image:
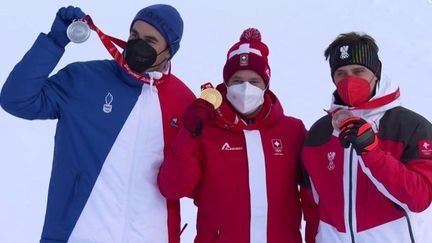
[226,82,265,115]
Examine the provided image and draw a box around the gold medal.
[200,88,222,109]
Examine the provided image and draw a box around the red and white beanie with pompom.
[223,28,271,86]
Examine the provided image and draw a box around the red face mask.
[336,76,371,107]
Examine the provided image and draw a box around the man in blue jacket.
[0,4,195,243]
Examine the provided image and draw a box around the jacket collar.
[328,75,402,131]
[210,83,284,132]
[111,60,170,88]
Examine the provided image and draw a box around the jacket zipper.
[403,209,416,243]
[348,149,415,243]
[348,147,356,243]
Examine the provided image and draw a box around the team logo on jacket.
[170,117,179,128]
[419,140,432,158]
[221,142,243,151]
[271,139,283,155]
[327,152,336,170]
[103,92,113,113]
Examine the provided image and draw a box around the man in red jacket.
[302,32,432,243]
[158,28,316,243]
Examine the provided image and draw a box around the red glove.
[183,98,215,136]
[338,116,379,154]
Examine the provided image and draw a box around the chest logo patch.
[221,142,243,151]
[103,92,113,113]
[271,139,284,155]
[327,152,336,170]
[419,140,432,158]
[170,117,179,128]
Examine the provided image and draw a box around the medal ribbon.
[83,15,163,85]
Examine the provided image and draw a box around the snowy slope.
[0,0,431,242]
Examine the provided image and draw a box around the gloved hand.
[338,116,378,154]
[183,98,215,136]
[47,6,85,48]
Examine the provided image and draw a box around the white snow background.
[1,0,431,242]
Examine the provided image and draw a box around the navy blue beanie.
[130,4,183,57]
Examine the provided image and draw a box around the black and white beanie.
[329,42,381,80]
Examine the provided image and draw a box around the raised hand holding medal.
[63,14,159,85]
[199,82,222,109]
[182,83,221,136]
[66,18,91,43]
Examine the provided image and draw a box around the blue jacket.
[1,33,195,243]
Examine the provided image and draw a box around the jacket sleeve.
[158,128,203,200]
[300,162,319,243]
[0,33,74,120]
[295,119,318,243]
[360,118,432,212]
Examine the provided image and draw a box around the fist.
[338,116,378,154]
[48,6,86,47]
[183,98,215,136]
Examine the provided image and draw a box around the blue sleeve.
[0,33,77,120]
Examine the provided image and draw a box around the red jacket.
[302,78,432,243]
[159,85,313,243]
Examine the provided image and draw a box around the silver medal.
[66,19,91,43]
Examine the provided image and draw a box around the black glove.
[338,116,378,154]
[47,6,86,48]
[183,98,215,136]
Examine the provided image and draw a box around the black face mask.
[125,39,159,73]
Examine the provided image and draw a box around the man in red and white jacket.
[158,28,316,243]
[302,32,432,243]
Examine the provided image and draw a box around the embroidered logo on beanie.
[240,54,249,66]
[340,45,350,59]
[330,42,381,80]
[223,28,271,85]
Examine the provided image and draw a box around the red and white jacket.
[158,84,314,243]
[302,77,432,243]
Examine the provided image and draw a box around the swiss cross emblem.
[419,140,432,158]
[272,139,283,154]
[239,54,249,66]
